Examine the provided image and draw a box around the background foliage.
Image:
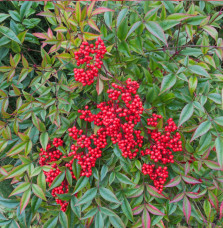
[0,1,223,227]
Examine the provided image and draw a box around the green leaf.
[188,65,210,78]
[0,26,21,44]
[145,21,168,46]
[109,214,125,228]
[73,176,89,194]
[203,200,211,219]
[20,2,32,19]
[126,21,142,39]
[100,207,116,216]
[7,164,29,179]
[43,216,58,228]
[81,207,98,219]
[20,189,31,212]
[160,74,176,94]
[191,121,212,142]
[100,165,108,181]
[75,188,97,206]
[7,141,27,156]
[99,187,121,204]
[32,184,46,201]
[40,132,49,150]
[116,173,134,185]
[66,169,72,186]
[117,18,128,41]
[215,137,223,170]
[37,171,46,192]
[95,211,104,228]
[117,8,128,28]
[49,172,65,190]
[203,25,218,41]
[9,182,31,197]
[214,117,223,126]
[188,76,197,95]
[178,103,194,126]
[59,211,68,228]
[75,2,81,23]
[121,197,134,221]
[0,13,10,23]
[208,93,221,104]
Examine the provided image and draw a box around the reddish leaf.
[182,176,202,184]
[96,77,104,95]
[0,167,8,176]
[33,33,48,39]
[170,192,185,203]
[146,185,168,199]
[132,205,144,215]
[37,11,55,17]
[87,1,95,18]
[183,196,191,224]
[184,162,190,175]
[220,201,223,219]
[204,160,221,170]
[164,176,181,187]
[142,208,150,228]
[146,204,165,216]
[92,8,114,16]
[88,19,100,32]
[20,189,31,213]
[208,191,219,212]
[186,192,204,199]
[47,28,53,39]
[83,32,101,41]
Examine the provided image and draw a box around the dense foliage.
[0,1,223,227]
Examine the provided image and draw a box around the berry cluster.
[39,141,73,212]
[142,164,168,193]
[39,77,183,209]
[73,38,106,86]
[141,115,182,192]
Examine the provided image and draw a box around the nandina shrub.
[0,1,223,227]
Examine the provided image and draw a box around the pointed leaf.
[215,137,223,169]
[142,208,150,228]
[7,164,29,179]
[32,184,46,201]
[73,176,89,194]
[165,176,181,187]
[183,196,191,224]
[0,26,21,44]
[182,176,202,184]
[40,132,49,151]
[160,74,176,94]
[190,121,211,142]
[146,204,165,216]
[170,192,185,203]
[9,182,31,196]
[132,205,144,215]
[145,21,167,46]
[188,65,210,78]
[121,197,134,221]
[92,8,114,16]
[20,189,31,213]
[178,103,194,127]
[49,172,65,190]
[99,187,121,204]
[116,172,134,185]
[75,188,97,206]
[59,211,68,228]
[109,214,125,228]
